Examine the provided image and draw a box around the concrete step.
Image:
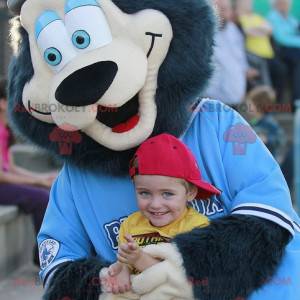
[0,144,60,280]
[0,263,43,300]
[0,206,35,281]
[10,144,62,173]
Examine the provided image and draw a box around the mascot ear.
[7,0,25,15]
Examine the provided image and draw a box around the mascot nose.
[55,61,118,107]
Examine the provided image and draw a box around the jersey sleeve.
[201,100,296,236]
[38,164,93,285]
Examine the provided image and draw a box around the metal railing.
[0,6,12,78]
[294,100,300,213]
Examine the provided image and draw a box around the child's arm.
[118,234,162,272]
[101,261,131,294]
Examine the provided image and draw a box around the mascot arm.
[173,215,290,300]
[43,258,106,300]
[38,165,108,300]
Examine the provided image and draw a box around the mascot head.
[7,0,215,175]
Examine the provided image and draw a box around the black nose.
[55,61,118,107]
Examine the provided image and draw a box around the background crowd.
[206,0,300,107]
[204,0,299,190]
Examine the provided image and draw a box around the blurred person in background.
[268,0,300,105]
[0,78,56,266]
[246,84,293,198]
[235,0,287,102]
[203,0,259,106]
[246,85,287,162]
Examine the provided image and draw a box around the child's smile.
[134,175,196,227]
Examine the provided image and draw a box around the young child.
[246,85,287,162]
[100,133,221,298]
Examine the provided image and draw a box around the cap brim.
[188,178,221,200]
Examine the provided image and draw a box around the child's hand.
[108,262,123,277]
[100,263,131,294]
[118,234,142,265]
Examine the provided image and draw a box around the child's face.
[276,0,290,15]
[134,175,197,227]
[0,99,7,113]
[236,0,252,15]
[246,99,260,118]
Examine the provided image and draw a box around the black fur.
[43,258,108,300]
[173,215,291,300]
[8,0,215,176]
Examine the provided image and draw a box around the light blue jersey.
[38,100,300,299]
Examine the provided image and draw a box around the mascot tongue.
[112,115,140,133]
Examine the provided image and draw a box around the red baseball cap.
[129,133,221,199]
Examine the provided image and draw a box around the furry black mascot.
[6,0,300,299]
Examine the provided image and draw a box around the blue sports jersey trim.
[44,268,58,289]
[231,205,294,235]
[232,206,294,230]
[294,221,300,232]
[41,258,73,284]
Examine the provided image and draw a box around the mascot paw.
[131,243,194,299]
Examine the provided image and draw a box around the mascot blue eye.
[72,30,91,49]
[44,47,62,66]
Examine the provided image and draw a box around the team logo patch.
[39,239,60,270]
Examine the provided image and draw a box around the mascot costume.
[6,0,300,299]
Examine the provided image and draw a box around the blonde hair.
[179,179,197,194]
[246,86,276,114]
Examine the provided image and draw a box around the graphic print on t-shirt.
[132,232,171,247]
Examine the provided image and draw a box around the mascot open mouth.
[97,94,139,133]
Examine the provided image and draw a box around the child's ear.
[187,185,198,201]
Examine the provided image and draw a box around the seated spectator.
[268,0,300,105]
[235,0,287,102]
[0,78,56,266]
[246,85,287,162]
[203,0,259,106]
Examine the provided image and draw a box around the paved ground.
[0,263,43,300]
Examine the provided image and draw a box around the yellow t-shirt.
[239,14,274,59]
[118,207,209,247]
